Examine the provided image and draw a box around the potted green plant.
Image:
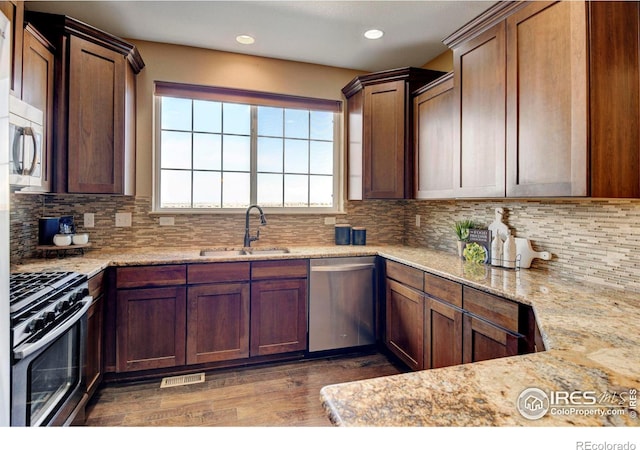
[453,219,475,258]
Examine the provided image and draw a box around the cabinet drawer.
[463,286,518,332]
[251,260,308,280]
[385,260,423,291]
[423,272,462,308]
[116,265,186,289]
[88,270,105,298]
[188,262,250,284]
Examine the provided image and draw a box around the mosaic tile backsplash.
[10,193,640,292]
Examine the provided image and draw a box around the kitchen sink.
[199,248,247,257]
[246,247,290,255]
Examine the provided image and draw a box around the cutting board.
[515,238,552,269]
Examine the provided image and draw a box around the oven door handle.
[13,298,93,360]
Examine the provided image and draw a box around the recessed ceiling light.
[364,29,384,40]
[236,35,255,45]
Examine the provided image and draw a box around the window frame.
[152,82,344,214]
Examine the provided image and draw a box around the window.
[154,82,342,212]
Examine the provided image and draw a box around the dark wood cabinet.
[385,278,424,370]
[186,262,250,364]
[462,286,522,363]
[25,12,144,195]
[21,24,54,192]
[85,271,105,400]
[116,286,187,372]
[423,272,463,369]
[187,283,249,364]
[462,314,520,363]
[445,0,640,199]
[115,265,187,373]
[424,297,463,369]
[343,67,444,200]
[251,279,307,356]
[505,1,588,197]
[0,0,24,96]
[413,73,455,199]
[451,21,506,198]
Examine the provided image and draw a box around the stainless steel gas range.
[9,271,92,426]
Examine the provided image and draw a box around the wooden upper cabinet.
[452,21,506,198]
[413,73,455,199]
[445,0,640,199]
[0,0,24,96]
[363,80,406,198]
[588,1,640,198]
[343,67,445,200]
[25,12,144,195]
[505,1,588,197]
[21,24,54,192]
[68,36,125,193]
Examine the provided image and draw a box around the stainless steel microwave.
[9,96,44,191]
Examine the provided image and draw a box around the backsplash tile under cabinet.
[404,199,640,293]
[9,194,405,262]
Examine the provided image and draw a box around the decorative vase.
[457,240,465,258]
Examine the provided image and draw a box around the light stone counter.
[10,245,640,426]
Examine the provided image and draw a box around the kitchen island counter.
[10,245,640,426]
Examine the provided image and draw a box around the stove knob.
[44,311,56,324]
[59,299,71,311]
[29,317,45,332]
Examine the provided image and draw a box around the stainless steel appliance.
[9,95,44,191]
[309,256,377,352]
[10,271,92,426]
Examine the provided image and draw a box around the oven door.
[11,300,90,426]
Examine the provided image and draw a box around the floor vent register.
[159,373,206,388]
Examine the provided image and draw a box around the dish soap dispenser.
[502,231,517,269]
[491,232,503,266]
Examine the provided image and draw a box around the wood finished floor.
[84,352,407,427]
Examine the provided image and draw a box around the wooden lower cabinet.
[186,283,249,364]
[385,279,424,370]
[462,314,520,364]
[85,270,105,399]
[250,279,307,356]
[116,286,186,372]
[424,296,463,369]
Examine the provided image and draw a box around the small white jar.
[53,234,72,246]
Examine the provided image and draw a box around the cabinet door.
[0,0,23,96]
[21,25,54,192]
[116,286,186,372]
[186,283,249,364]
[424,296,463,369]
[250,279,307,356]
[363,80,408,198]
[462,314,520,364]
[85,295,103,397]
[506,1,588,197]
[385,278,424,370]
[68,35,125,194]
[453,22,506,198]
[414,74,455,199]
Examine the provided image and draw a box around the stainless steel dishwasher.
[308,256,377,352]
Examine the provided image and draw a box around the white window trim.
[152,90,344,214]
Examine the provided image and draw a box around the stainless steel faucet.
[244,204,267,247]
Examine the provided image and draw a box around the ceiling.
[24,1,495,72]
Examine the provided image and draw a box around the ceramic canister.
[351,227,366,245]
[335,224,351,245]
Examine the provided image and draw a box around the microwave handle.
[11,126,39,176]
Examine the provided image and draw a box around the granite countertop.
[10,245,640,426]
